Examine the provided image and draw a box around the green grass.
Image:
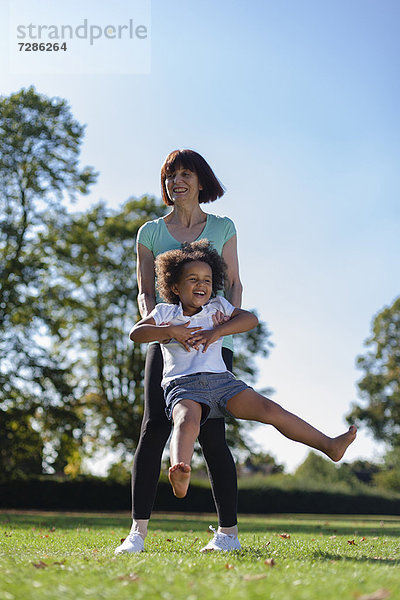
[1,512,399,600]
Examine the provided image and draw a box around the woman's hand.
[167,322,203,352]
[212,310,231,327]
[189,329,222,353]
[189,311,231,351]
[158,322,172,344]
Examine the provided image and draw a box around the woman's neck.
[165,202,206,228]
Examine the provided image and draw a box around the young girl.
[129,240,357,499]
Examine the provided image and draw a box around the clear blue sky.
[1,0,399,471]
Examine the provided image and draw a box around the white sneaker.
[200,525,241,552]
[114,531,145,555]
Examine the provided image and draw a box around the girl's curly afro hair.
[155,239,227,304]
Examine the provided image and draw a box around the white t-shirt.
[149,296,235,387]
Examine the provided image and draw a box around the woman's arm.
[130,315,171,344]
[130,316,203,351]
[215,307,258,337]
[222,234,243,308]
[137,243,157,318]
[191,308,258,352]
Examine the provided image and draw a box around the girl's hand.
[167,322,203,352]
[189,329,221,353]
[212,310,231,327]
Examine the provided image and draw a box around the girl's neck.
[182,305,202,316]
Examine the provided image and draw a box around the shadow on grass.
[2,511,400,538]
[152,514,400,538]
[0,512,129,530]
[313,550,400,567]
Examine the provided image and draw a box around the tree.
[347,296,400,446]
[0,86,96,329]
[372,447,400,492]
[293,452,341,485]
[225,318,273,454]
[0,87,97,474]
[342,459,381,485]
[238,451,284,476]
[0,407,43,480]
[40,197,165,458]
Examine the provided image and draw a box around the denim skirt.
[164,371,250,424]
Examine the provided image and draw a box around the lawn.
[1,511,399,600]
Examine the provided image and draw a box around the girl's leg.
[227,389,356,462]
[169,399,202,498]
[131,344,171,525]
[198,348,238,533]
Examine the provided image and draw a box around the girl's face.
[165,167,203,204]
[172,261,213,314]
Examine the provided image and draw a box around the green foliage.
[238,450,284,476]
[233,314,273,383]
[347,295,400,446]
[292,451,365,492]
[107,461,132,484]
[340,459,381,485]
[39,196,166,456]
[0,408,43,480]
[373,447,400,492]
[225,315,273,453]
[0,87,97,474]
[0,86,96,330]
[294,452,341,483]
[4,473,400,514]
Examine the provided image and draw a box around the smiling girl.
[129,240,357,500]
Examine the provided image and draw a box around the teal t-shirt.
[137,213,237,351]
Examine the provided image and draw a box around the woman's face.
[165,167,203,205]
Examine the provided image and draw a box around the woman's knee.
[140,417,171,441]
[198,418,226,450]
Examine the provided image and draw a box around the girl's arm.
[130,316,203,352]
[137,243,157,318]
[222,234,243,308]
[190,308,258,352]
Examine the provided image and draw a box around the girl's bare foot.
[168,462,191,498]
[326,425,357,462]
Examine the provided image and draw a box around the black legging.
[131,343,238,527]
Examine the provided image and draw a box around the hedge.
[1,477,400,515]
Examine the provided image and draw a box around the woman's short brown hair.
[155,239,226,304]
[160,149,225,206]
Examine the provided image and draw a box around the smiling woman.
[115,148,244,556]
[161,149,225,206]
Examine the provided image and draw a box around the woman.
[115,149,243,554]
